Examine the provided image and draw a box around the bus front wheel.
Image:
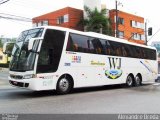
[56,76,72,94]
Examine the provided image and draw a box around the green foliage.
[0,38,3,48]
[80,6,113,35]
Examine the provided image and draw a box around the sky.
[0,0,160,44]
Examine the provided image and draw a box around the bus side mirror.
[28,38,36,51]
[3,42,14,55]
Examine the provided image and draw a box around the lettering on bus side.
[105,57,122,79]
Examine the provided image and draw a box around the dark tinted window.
[66,33,89,53]
[101,40,112,55]
[66,33,156,60]
[37,29,66,73]
[91,38,104,54]
[66,33,104,54]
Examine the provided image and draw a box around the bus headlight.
[23,74,34,79]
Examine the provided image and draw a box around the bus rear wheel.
[135,75,142,87]
[126,75,134,87]
[56,76,72,94]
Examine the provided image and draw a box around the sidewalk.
[0,85,13,89]
[0,67,9,86]
[0,79,13,89]
[0,67,9,72]
[0,79,9,85]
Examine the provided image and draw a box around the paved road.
[0,83,160,114]
[0,69,9,86]
[1,69,160,114]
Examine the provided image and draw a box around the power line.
[0,15,32,22]
[0,13,31,20]
[0,12,32,22]
[0,0,10,5]
[4,17,31,26]
[148,28,160,42]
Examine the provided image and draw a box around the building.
[32,5,145,45]
[151,41,160,58]
[83,0,101,19]
[151,41,160,73]
[83,0,101,11]
[32,7,83,31]
[109,9,145,44]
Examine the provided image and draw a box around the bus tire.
[56,76,72,94]
[126,75,134,87]
[135,75,142,87]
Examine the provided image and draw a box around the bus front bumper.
[8,77,57,91]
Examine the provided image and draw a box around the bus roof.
[34,26,156,50]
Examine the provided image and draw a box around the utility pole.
[145,22,148,45]
[115,0,119,38]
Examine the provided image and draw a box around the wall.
[32,7,83,31]
[109,10,145,44]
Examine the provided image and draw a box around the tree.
[0,38,3,48]
[80,6,113,35]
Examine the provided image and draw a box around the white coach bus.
[3,26,157,94]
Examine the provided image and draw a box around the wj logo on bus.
[105,57,122,79]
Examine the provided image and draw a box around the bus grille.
[9,80,29,87]
[10,74,23,79]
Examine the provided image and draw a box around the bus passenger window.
[106,48,111,55]
[122,46,127,57]
[116,47,122,56]
[73,44,78,52]
[95,47,102,54]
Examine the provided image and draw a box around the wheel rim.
[59,78,69,92]
[127,76,133,86]
[135,76,141,86]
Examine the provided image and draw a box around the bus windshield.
[10,28,43,72]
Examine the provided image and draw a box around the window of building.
[119,31,124,38]
[38,22,42,27]
[130,20,132,27]
[141,23,144,29]
[57,16,64,24]
[118,17,124,25]
[131,33,144,40]
[135,21,137,26]
[64,14,69,22]
[130,20,144,29]
[42,20,49,26]
[57,14,69,24]
[138,34,144,40]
